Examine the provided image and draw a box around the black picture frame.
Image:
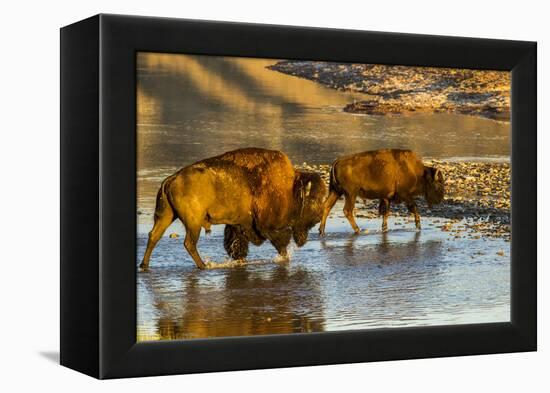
[60,14,536,379]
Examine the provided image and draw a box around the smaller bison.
[319,149,445,235]
[140,148,326,270]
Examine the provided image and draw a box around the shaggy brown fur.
[319,149,445,235]
[140,148,327,270]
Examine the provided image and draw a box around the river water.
[136,53,510,341]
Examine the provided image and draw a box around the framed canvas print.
[60,14,536,379]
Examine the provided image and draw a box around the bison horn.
[435,168,444,182]
[305,181,312,197]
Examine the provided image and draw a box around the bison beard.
[292,227,309,247]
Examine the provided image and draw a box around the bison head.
[292,171,328,246]
[423,166,445,206]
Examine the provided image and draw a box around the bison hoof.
[138,263,149,272]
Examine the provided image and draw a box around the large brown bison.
[139,148,327,270]
[319,149,445,235]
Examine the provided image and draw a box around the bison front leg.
[319,189,340,237]
[378,199,390,232]
[183,222,207,269]
[224,225,249,260]
[343,192,361,234]
[406,200,421,230]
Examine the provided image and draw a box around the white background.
[0,0,546,391]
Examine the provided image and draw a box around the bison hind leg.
[224,225,249,260]
[343,192,361,234]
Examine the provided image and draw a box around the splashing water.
[205,258,247,269]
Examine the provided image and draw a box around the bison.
[318,149,445,235]
[139,148,327,270]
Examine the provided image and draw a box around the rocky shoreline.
[269,61,510,121]
[295,160,510,240]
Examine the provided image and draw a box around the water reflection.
[335,229,422,258]
[139,264,325,340]
[314,226,488,331]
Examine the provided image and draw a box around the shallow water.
[137,203,510,341]
[136,53,510,341]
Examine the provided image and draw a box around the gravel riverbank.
[295,160,510,240]
[269,61,510,121]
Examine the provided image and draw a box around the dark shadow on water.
[358,230,419,255]
[321,228,422,254]
[38,351,59,364]
[318,227,444,272]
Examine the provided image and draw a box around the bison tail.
[154,174,176,218]
[328,160,343,195]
